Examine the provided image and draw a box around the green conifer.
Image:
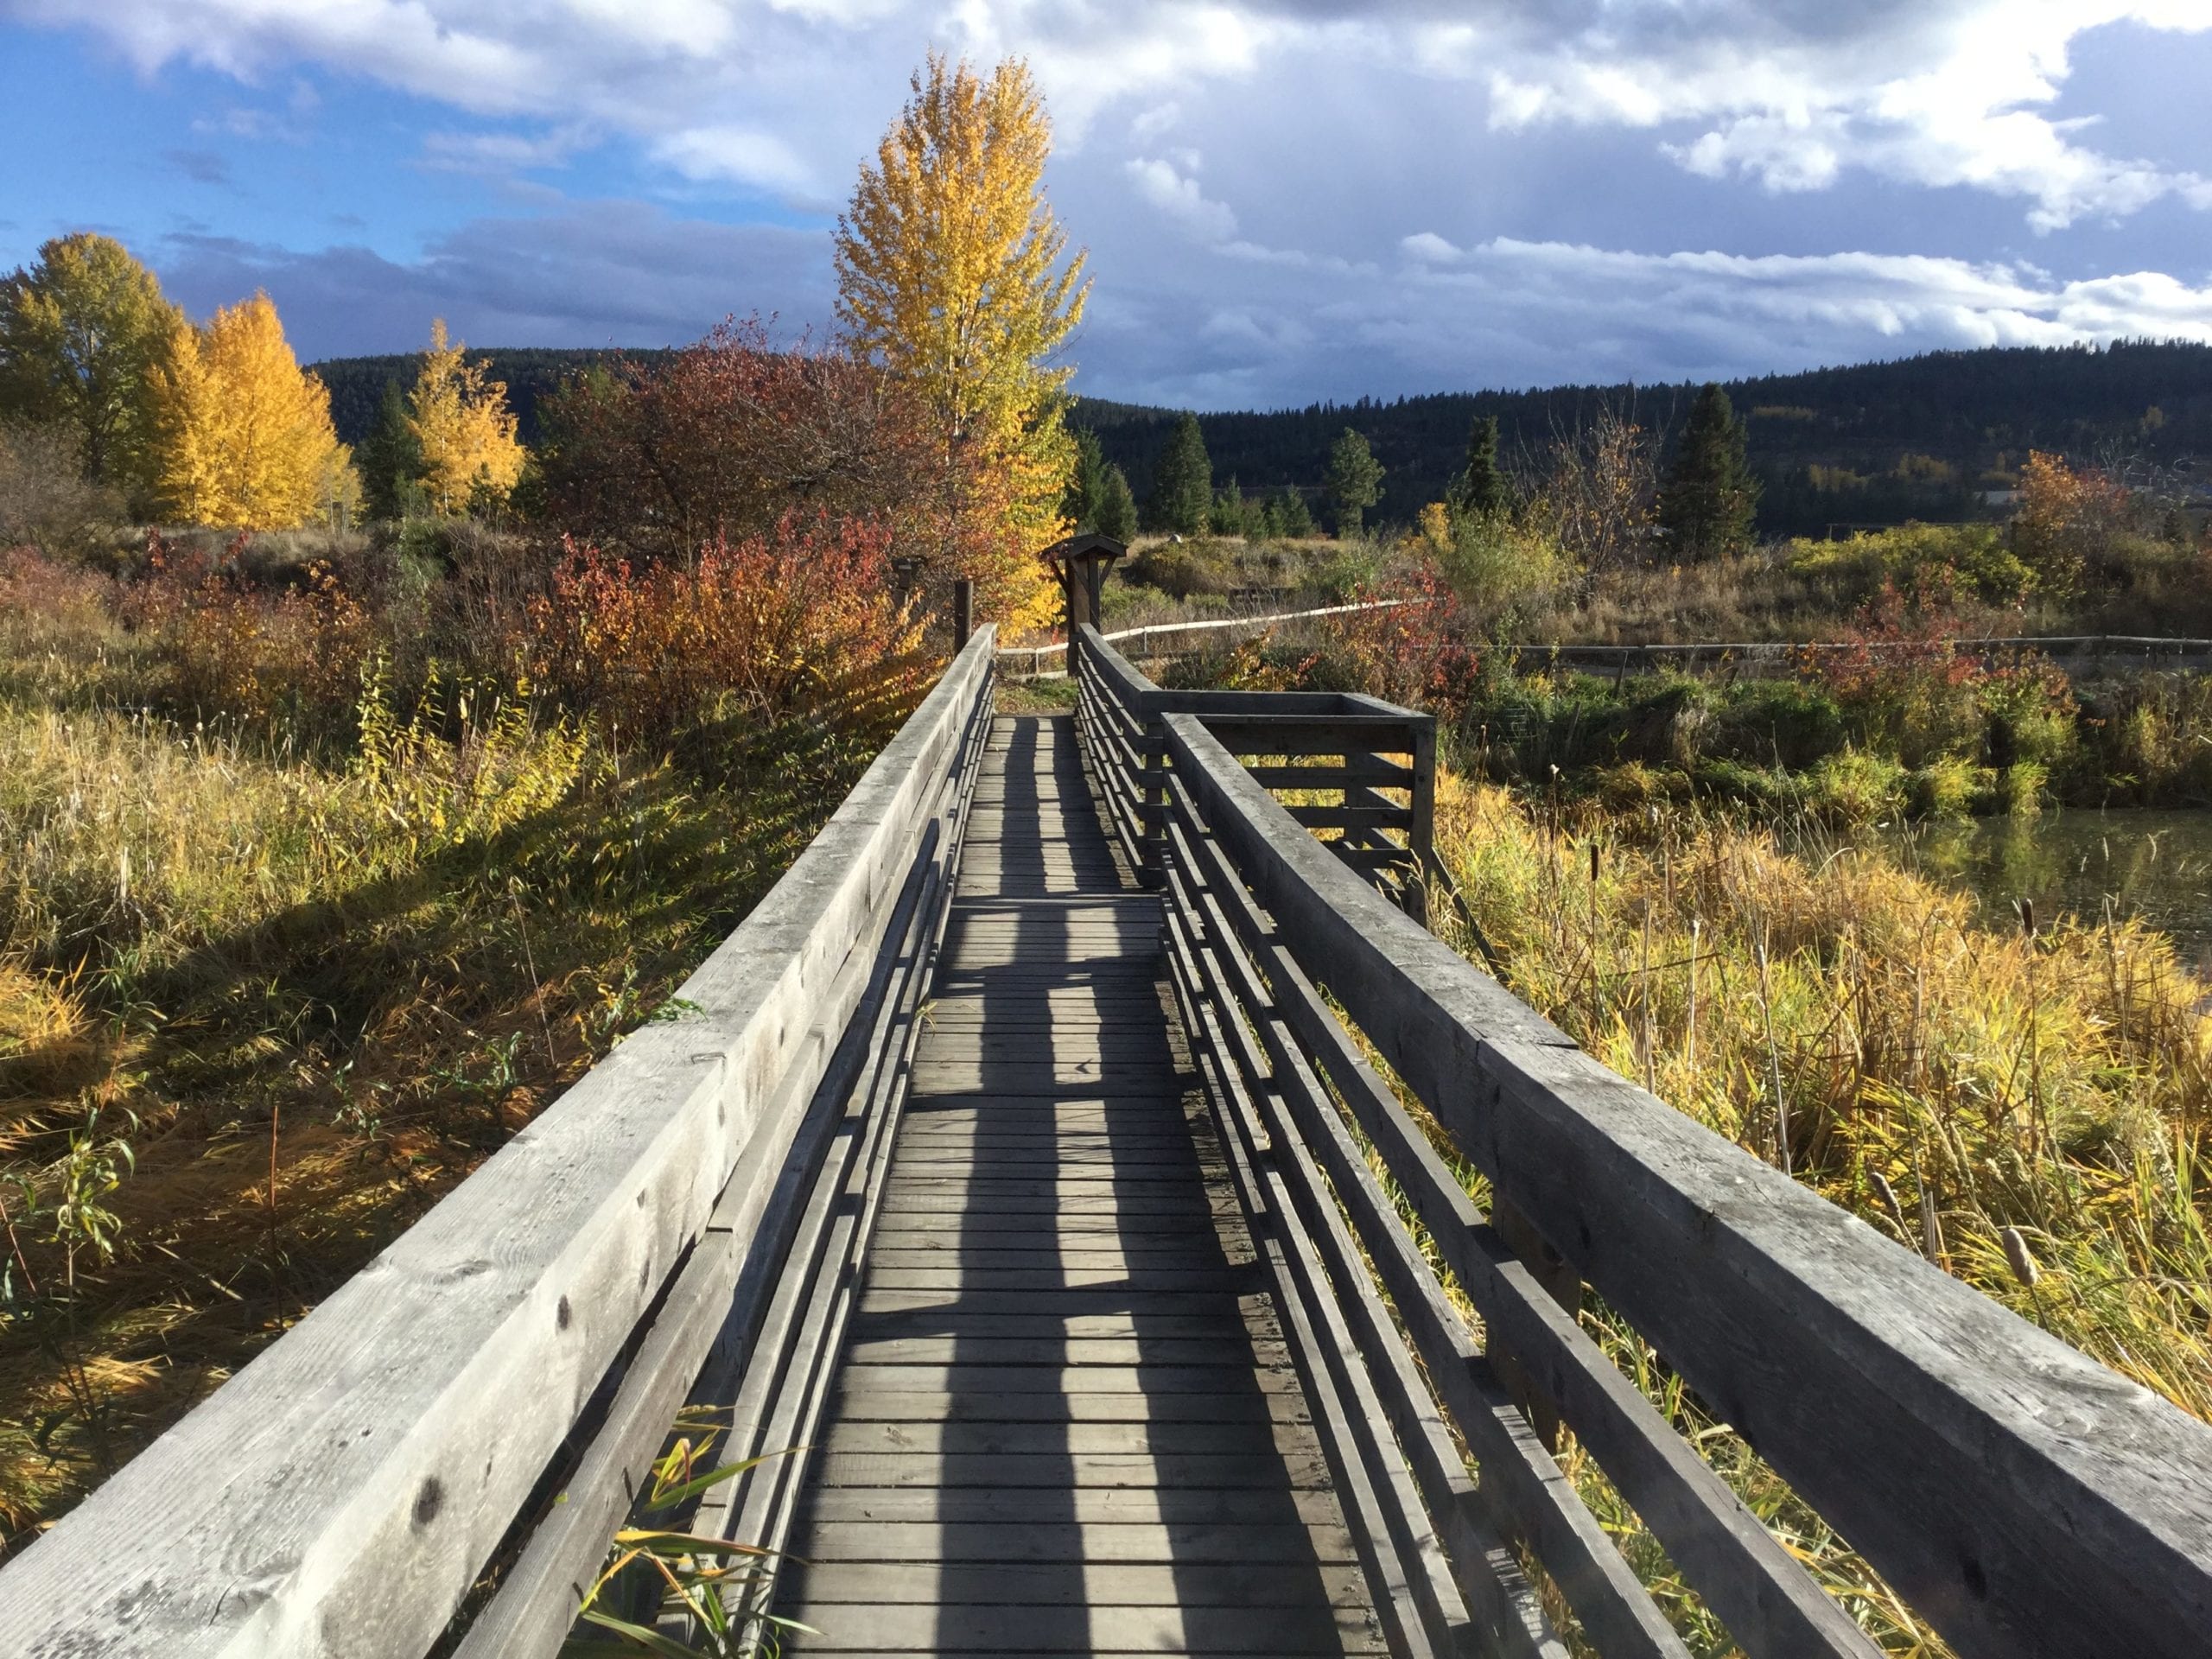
[1657,383,1759,560]
[1146,412,1212,535]
[1323,428,1384,537]
[1448,412,1507,519]
[1093,461,1138,542]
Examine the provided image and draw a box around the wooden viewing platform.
[3,623,2210,1659]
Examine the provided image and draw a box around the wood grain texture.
[1153,701,2212,1659]
[773,714,1384,1659]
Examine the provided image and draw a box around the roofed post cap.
[1042,532,1128,565]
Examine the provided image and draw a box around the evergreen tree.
[359,378,426,522]
[1147,411,1211,535]
[1268,485,1313,538]
[1093,461,1138,542]
[1657,383,1759,560]
[1064,426,1109,530]
[1211,475,1253,537]
[1448,412,1506,519]
[1323,427,1384,537]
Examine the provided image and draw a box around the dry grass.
[1421,772,2212,1653]
[0,571,903,1550]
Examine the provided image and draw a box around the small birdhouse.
[1043,532,1125,635]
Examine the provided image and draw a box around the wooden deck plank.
[775,715,1378,1658]
[819,1417,1319,1456]
[793,1521,1360,1565]
[778,1561,1374,1607]
[775,1601,1386,1653]
[824,1391,1315,1426]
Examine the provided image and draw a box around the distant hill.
[1071,341,2212,537]
[312,347,662,452]
[313,340,2212,538]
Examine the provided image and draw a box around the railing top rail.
[1153,703,2212,1659]
[1012,597,1414,663]
[1076,625,1433,727]
[0,627,1001,1659]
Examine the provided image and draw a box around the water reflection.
[1879,808,2212,963]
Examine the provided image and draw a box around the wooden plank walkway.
[776,714,1386,1656]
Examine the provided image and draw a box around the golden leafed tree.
[836,53,1089,630]
[406,318,526,514]
[149,292,353,529]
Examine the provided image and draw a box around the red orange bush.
[118,531,371,728]
[522,512,931,742]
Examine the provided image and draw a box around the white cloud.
[1396,234,2212,358]
[1473,2,2212,230]
[19,0,2212,231]
[1124,156,1239,241]
[652,126,816,194]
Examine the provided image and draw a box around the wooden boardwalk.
[777,715,1385,1656]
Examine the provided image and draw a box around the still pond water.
[1878,809,2212,964]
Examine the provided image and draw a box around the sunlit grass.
[0,638,888,1548]
[1404,769,2212,1654]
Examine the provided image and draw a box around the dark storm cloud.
[156,202,833,359]
[15,1,2211,404]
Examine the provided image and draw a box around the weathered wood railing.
[0,627,998,1659]
[1076,625,1436,912]
[1076,626,2212,1659]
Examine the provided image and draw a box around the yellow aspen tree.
[405,319,526,514]
[149,292,352,528]
[836,54,1089,631]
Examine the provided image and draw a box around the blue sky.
[3,1,2209,409]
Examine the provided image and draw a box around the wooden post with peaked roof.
[1043,531,1124,641]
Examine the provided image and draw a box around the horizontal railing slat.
[1159,706,2212,1659]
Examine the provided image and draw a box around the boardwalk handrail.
[1075,623,2212,1659]
[0,627,1000,1659]
[1001,595,1414,678]
[1075,625,1436,911]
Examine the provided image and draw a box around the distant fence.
[1508,635,2212,678]
[999,598,1414,679]
[1008,614,2212,684]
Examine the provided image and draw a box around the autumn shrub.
[118,531,373,734]
[1406,500,1573,615]
[1120,538,1239,600]
[2012,449,2139,594]
[540,318,1052,636]
[519,513,931,744]
[0,424,125,559]
[1784,521,2036,610]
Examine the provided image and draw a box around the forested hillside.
[1078,341,2212,536]
[310,340,2212,538]
[315,346,665,449]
